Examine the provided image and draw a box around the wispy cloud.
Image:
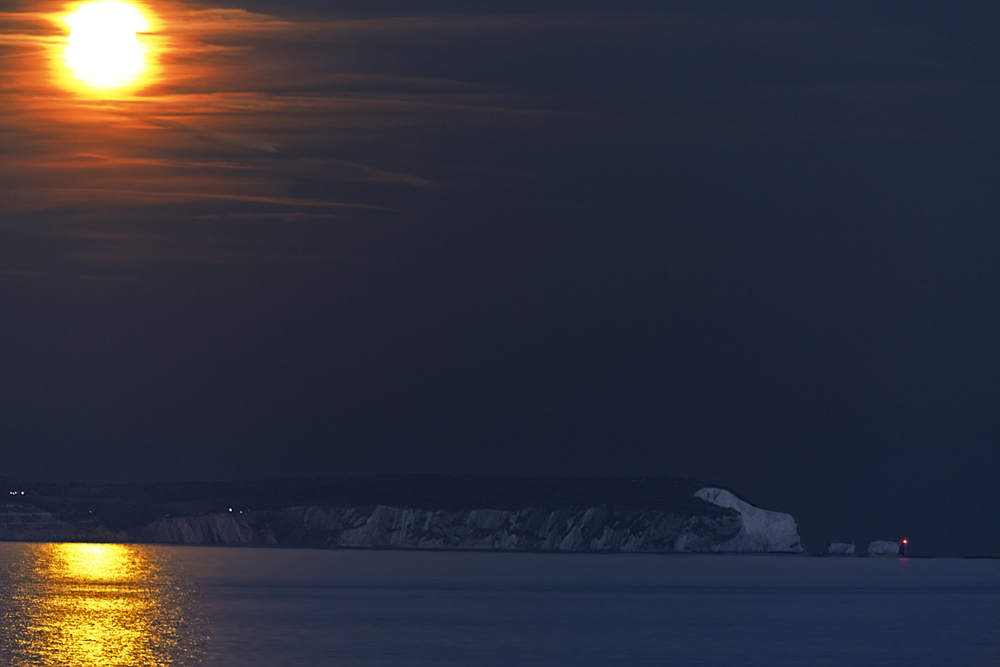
[0,0,476,224]
[1,0,993,270]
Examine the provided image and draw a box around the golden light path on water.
[4,543,207,666]
[59,1,157,93]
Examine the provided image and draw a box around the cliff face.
[142,504,743,552]
[694,488,804,553]
[141,488,804,554]
[1,477,806,553]
[0,504,126,543]
[0,505,75,542]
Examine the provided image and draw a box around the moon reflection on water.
[1,543,207,666]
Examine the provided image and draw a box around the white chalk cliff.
[140,489,805,554]
[693,488,804,553]
[0,480,806,554]
[142,504,743,553]
[867,540,901,556]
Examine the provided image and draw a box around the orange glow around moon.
[64,2,150,90]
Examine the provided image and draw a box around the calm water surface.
[1,543,998,666]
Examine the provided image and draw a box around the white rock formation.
[826,542,855,556]
[142,511,278,545]
[867,540,901,556]
[138,488,806,554]
[142,503,744,552]
[693,488,804,553]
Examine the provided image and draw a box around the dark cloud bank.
[0,0,998,555]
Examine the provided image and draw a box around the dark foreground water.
[1,543,998,666]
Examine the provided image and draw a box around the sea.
[0,543,997,666]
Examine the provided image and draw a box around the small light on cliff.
[229,508,233,512]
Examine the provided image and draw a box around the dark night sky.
[1,0,998,555]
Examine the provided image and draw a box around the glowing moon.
[64,2,150,89]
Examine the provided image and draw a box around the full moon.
[64,2,150,89]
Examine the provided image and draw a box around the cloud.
[1,0,994,271]
[0,0,467,225]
